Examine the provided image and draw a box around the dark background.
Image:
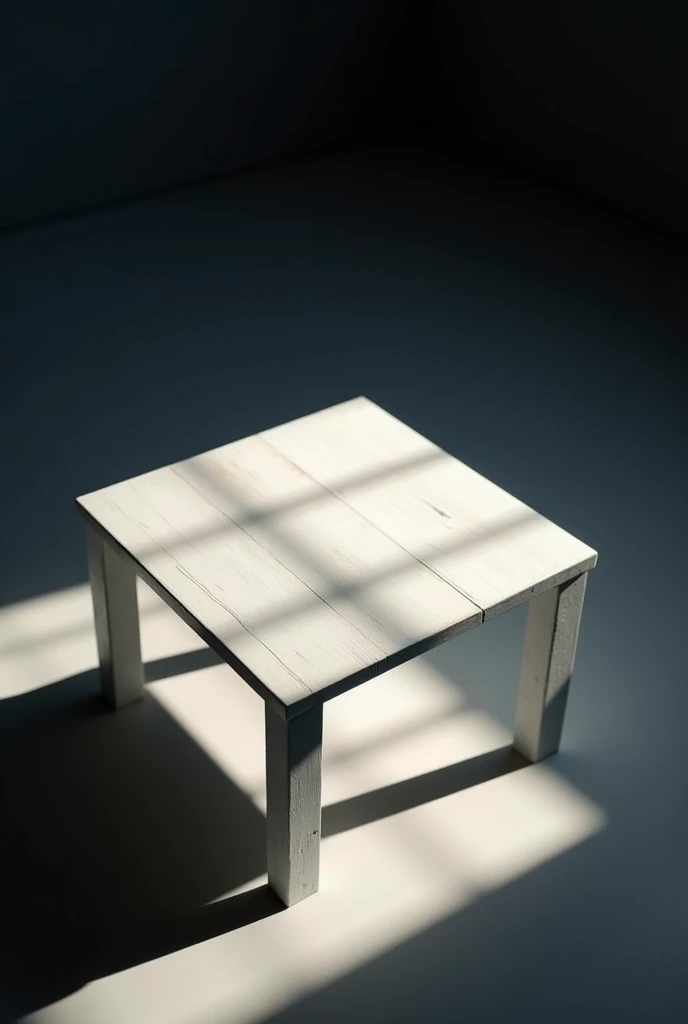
[431,1,688,237]
[0,1,426,228]
[2,2,687,235]
[1,4,686,1022]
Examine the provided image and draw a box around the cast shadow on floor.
[0,649,526,1021]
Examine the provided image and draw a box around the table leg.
[514,572,588,762]
[265,702,323,906]
[86,523,144,709]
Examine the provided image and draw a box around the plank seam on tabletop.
[76,501,483,718]
[259,402,596,616]
[76,395,595,717]
[258,432,489,621]
[169,465,390,661]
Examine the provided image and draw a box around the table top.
[77,397,596,716]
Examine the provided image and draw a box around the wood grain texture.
[262,397,597,618]
[265,703,323,906]
[514,572,588,761]
[76,430,481,716]
[76,397,595,715]
[86,522,144,709]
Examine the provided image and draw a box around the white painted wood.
[266,702,323,906]
[86,523,144,709]
[262,397,597,618]
[513,572,588,761]
[77,400,596,906]
[76,433,481,716]
[76,396,595,720]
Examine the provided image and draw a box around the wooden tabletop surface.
[77,397,596,715]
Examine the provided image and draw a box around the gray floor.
[1,139,686,1022]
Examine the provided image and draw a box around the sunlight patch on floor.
[5,584,605,1024]
[0,580,173,696]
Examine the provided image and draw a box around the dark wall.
[430,2,688,237]
[1,1,424,228]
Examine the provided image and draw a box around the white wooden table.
[77,397,597,906]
